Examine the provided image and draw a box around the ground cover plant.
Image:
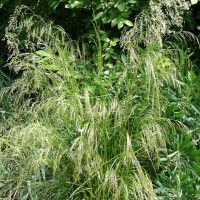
[0,0,200,199]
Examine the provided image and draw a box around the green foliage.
[0,1,200,200]
[156,133,200,199]
[64,0,148,29]
[0,0,8,8]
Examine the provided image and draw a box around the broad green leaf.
[65,4,70,8]
[65,0,83,8]
[129,0,137,3]
[116,3,125,11]
[124,20,133,26]
[95,12,104,20]
[117,20,124,29]
[111,18,117,27]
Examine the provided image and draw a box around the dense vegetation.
[0,0,200,199]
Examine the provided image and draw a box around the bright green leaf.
[95,12,104,20]
[117,21,124,29]
[124,20,133,26]
[111,18,117,27]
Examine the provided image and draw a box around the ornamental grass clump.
[0,1,199,199]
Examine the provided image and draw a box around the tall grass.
[0,3,200,200]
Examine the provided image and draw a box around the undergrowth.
[0,1,200,199]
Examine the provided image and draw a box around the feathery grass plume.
[0,90,158,199]
[1,2,199,199]
[4,5,81,101]
[0,6,160,199]
[66,91,157,199]
[0,69,10,87]
[121,0,190,48]
[120,0,194,162]
[118,42,185,161]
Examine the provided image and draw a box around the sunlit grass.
[0,4,200,200]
